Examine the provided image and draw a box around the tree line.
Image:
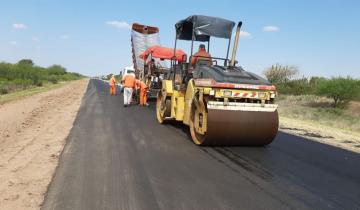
[0,59,84,94]
[264,64,360,107]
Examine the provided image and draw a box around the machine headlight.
[224,90,232,97]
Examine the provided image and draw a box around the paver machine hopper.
[131,23,161,80]
[156,15,279,146]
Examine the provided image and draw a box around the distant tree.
[18,59,34,66]
[315,77,360,107]
[263,64,299,84]
[106,74,113,80]
[47,65,67,75]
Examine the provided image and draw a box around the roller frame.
[207,101,278,112]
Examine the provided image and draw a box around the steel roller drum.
[194,109,279,146]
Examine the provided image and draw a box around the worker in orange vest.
[109,75,117,96]
[121,74,136,107]
[191,44,212,67]
[136,80,149,106]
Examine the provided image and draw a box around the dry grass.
[277,94,360,133]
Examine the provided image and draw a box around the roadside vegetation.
[0,59,84,95]
[264,64,360,133]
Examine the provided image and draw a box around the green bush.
[0,86,9,94]
[277,78,314,95]
[315,77,360,107]
[12,79,32,90]
[354,80,360,101]
[0,60,83,94]
[59,73,78,81]
[48,75,59,84]
[34,80,43,87]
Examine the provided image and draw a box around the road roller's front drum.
[190,104,279,146]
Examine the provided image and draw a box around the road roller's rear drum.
[190,104,279,146]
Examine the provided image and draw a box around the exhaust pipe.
[230,22,242,67]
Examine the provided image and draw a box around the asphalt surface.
[42,79,360,210]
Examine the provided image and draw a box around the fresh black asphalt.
[42,79,360,210]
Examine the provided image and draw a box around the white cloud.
[60,35,70,39]
[263,25,280,32]
[10,41,17,45]
[32,37,39,42]
[240,31,252,38]
[105,21,131,29]
[13,23,27,29]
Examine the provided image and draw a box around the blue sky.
[0,0,359,78]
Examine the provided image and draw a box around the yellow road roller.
[156,15,279,146]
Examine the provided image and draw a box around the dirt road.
[42,79,360,210]
[0,79,88,210]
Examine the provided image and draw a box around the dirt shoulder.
[279,116,360,154]
[0,79,88,210]
[277,95,360,153]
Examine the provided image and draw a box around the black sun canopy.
[175,15,236,42]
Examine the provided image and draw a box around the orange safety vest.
[191,49,212,66]
[138,80,148,91]
[122,75,136,88]
[110,77,116,86]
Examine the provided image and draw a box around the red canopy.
[139,45,187,62]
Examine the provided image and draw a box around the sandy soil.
[0,79,88,210]
[280,116,360,154]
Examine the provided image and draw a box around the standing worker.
[109,75,117,96]
[146,58,155,75]
[137,80,149,106]
[121,73,136,107]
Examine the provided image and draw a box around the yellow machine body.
[157,79,279,146]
